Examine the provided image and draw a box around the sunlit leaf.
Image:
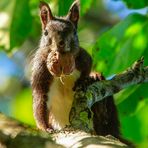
[11,88,35,126]
[80,0,93,15]
[93,13,148,76]
[10,0,32,50]
[0,0,12,10]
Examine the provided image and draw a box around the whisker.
[26,46,39,61]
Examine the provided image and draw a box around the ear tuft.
[39,1,53,29]
[67,0,80,28]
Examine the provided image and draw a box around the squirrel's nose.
[58,40,65,48]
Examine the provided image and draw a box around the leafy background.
[0,0,148,147]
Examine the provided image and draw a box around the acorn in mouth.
[47,51,75,77]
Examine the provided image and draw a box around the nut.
[47,51,75,77]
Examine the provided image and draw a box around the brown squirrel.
[31,1,133,146]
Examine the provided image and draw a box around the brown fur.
[31,2,133,146]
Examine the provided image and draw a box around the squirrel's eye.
[59,40,65,48]
[44,30,48,36]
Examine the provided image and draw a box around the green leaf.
[119,98,148,144]
[58,0,73,16]
[10,0,32,50]
[122,0,148,9]
[58,0,93,16]
[93,13,148,76]
[117,84,148,116]
[11,88,35,126]
[80,0,93,15]
[0,0,12,10]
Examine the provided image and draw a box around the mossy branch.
[0,113,127,148]
[87,57,147,106]
[70,57,148,134]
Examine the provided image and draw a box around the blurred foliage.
[122,0,148,9]
[11,88,35,126]
[0,0,148,147]
[10,0,32,49]
[58,0,94,16]
[93,13,148,76]
[58,0,73,16]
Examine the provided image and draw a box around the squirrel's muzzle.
[47,51,75,77]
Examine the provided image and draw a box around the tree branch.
[0,113,127,148]
[70,57,148,133]
[87,57,147,106]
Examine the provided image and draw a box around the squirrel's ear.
[67,0,80,28]
[39,1,53,29]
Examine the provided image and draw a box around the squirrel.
[31,1,133,146]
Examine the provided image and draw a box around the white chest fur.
[47,70,80,130]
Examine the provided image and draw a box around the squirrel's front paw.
[89,72,105,81]
[73,72,105,91]
[46,127,54,133]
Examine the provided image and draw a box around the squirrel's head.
[39,1,80,56]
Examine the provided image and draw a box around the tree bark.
[87,57,147,105]
[0,113,128,148]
